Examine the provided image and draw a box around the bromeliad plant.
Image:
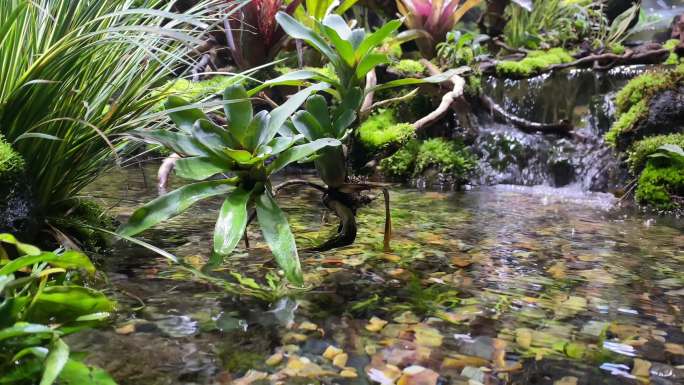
[118,84,340,286]
[0,234,117,384]
[397,0,483,58]
[247,11,461,250]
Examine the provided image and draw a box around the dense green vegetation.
[2,0,684,383]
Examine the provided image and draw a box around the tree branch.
[479,95,573,136]
[412,59,466,131]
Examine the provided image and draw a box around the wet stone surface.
[77,166,684,385]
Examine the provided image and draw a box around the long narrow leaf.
[118,179,237,236]
[268,138,341,174]
[255,190,303,285]
[212,187,253,259]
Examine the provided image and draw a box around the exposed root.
[412,59,467,131]
[479,95,574,136]
[309,197,358,252]
[158,153,181,194]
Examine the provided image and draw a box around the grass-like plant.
[0,0,216,230]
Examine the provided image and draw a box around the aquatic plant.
[396,0,483,58]
[357,109,415,150]
[628,133,684,173]
[0,234,117,384]
[496,48,573,77]
[0,0,214,237]
[120,84,340,285]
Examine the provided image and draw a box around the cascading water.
[471,66,652,192]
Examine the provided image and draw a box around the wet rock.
[0,176,36,237]
[618,86,684,150]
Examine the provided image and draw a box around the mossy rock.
[358,109,415,151]
[627,133,684,173]
[635,161,683,211]
[0,135,25,182]
[607,66,684,150]
[496,48,574,78]
[0,136,34,236]
[380,138,475,185]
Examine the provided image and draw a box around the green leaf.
[0,322,55,341]
[322,25,355,67]
[165,96,209,133]
[268,138,341,174]
[657,143,684,157]
[249,110,273,151]
[0,234,42,256]
[354,19,402,60]
[368,68,467,93]
[0,251,93,276]
[175,157,228,180]
[306,95,332,132]
[292,110,328,140]
[223,85,253,145]
[212,187,253,259]
[129,129,207,157]
[223,148,257,164]
[255,191,303,285]
[355,52,389,79]
[118,179,236,236]
[333,109,357,137]
[59,359,119,385]
[336,0,361,14]
[0,3,27,46]
[265,135,302,155]
[322,14,352,39]
[28,286,116,324]
[41,338,69,385]
[276,12,337,63]
[191,119,233,158]
[265,83,330,146]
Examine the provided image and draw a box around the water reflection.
[74,165,684,385]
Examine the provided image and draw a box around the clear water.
[70,164,684,385]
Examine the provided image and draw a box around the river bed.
[72,164,684,385]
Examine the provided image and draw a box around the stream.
[70,164,684,385]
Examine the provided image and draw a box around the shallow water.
[75,165,684,385]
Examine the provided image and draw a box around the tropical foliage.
[396,0,483,58]
[119,84,340,285]
[0,234,116,384]
[0,0,213,227]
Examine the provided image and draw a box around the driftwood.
[481,45,671,78]
[479,95,574,136]
[411,59,467,131]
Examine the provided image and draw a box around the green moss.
[464,74,483,97]
[627,133,684,173]
[496,48,573,77]
[635,161,684,210]
[377,38,403,59]
[605,99,649,146]
[607,65,684,146]
[358,109,415,150]
[415,138,476,175]
[389,59,426,75]
[609,43,625,55]
[0,135,25,182]
[380,138,475,179]
[663,39,682,65]
[380,140,420,177]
